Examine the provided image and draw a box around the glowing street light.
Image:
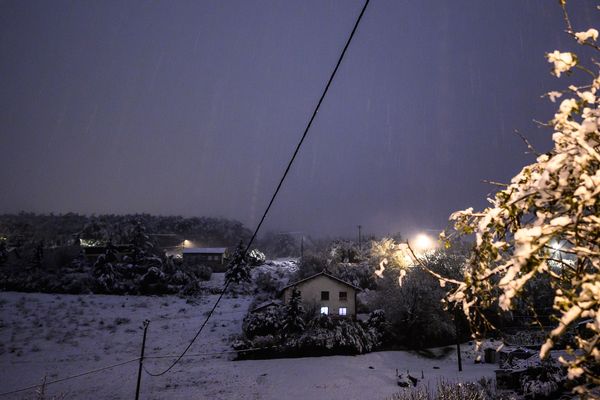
[413,233,434,252]
[549,240,563,253]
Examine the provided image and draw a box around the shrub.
[387,380,517,400]
[189,265,212,281]
[243,307,283,339]
[373,266,458,348]
[254,271,279,294]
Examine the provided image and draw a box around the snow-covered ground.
[0,272,497,400]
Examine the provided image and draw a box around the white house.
[281,271,360,318]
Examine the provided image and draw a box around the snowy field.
[0,273,497,400]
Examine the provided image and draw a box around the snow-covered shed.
[281,271,360,318]
[250,299,282,314]
[182,247,227,272]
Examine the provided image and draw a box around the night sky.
[0,1,597,238]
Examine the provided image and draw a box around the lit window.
[321,291,329,301]
[339,307,347,316]
[320,306,329,315]
[339,291,347,301]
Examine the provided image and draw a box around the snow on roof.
[250,299,282,313]
[182,247,227,254]
[281,270,361,292]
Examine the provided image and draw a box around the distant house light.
[80,239,103,248]
[339,307,347,316]
[320,306,329,315]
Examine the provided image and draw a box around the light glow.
[320,306,329,315]
[413,233,434,252]
[549,241,563,252]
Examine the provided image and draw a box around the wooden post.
[135,320,149,400]
[455,310,463,372]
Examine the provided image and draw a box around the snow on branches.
[446,2,600,394]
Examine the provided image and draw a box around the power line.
[142,0,370,378]
[0,1,372,395]
[0,358,140,397]
[144,345,284,360]
[142,285,229,376]
[244,0,370,255]
[0,345,287,397]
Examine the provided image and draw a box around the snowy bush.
[292,317,378,355]
[521,365,566,400]
[329,240,363,263]
[187,264,212,281]
[254,271,279,294]
[239,308,381,358]
[247,249,266,266]
[243,307,283,339]
[335,261,378,290]
[387,380,512,400]
[442,2,600,393]
[138,266,167,294]
[373,261,462,348]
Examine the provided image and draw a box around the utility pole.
[357,225,362,250]
[454,309,463,372]
[300,236,304,260]
[135,320,150,400]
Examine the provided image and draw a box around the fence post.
[135,320,150,400]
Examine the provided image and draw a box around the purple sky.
[0,1,597,237]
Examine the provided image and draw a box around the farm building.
[281,271,360,318]
[182,247,227,272]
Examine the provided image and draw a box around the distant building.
[182,247,227,272]
[80,243,134,261]
[281,271,360,318]
[250,299,282,314]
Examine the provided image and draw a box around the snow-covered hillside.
[0,271,497,400]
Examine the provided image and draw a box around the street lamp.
[413,233,434,253]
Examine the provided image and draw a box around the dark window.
[321,291,329,301]
[339,291,347,301]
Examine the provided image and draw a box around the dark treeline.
[0,212,252,247]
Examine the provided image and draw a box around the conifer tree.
[283,287,305,334]
[225,241,252,284]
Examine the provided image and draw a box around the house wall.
[283,275,356,317]
[182,253,226,271]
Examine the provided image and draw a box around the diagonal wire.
[243,0,371,255]
[143,283,229,376]
[142,0,370,377]
[0,358,140,397]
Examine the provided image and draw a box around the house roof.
[250,299,282,313]
[281,271,361,292]
[182,247,227,254]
